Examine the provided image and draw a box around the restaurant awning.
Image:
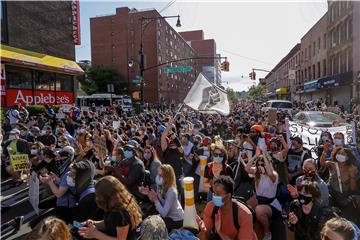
[276,88,288,95]
[0,44,84,75]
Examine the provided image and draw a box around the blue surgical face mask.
[321,135,328,142]
[155,175,163,186]
[334,138,343,146]
[213,156,223,163]
[111,156,117,162]
[212,195,224,207]
[124,150,134,159]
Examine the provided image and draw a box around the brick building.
[179,30,221,85]
[90,7,202,104]
[0,1,82,107]
[264,0,360,110]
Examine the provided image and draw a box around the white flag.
[184,73,230,116]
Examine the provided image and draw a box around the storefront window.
[35,71,55,90]
[57,73,73,91]
[6,65,32,89]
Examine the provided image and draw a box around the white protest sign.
[56,112,66,119]
[59,104,73,113]
[113,120,121,130]
[286,119,356,155]
[29,175,39,215]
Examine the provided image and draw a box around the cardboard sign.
[93,135,107,159]
[113,121,121,130]
[268,109,277,125]
[10,154,30,171]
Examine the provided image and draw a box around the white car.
[261,100,293,115]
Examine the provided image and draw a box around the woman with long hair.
[142,146,161,190]
[139,164,184,232]
[27,216,72,240]
[204,145,233,202]
[78,175,142,240]
[245,154,282,240]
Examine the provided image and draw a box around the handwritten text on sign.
[10,154,30,171]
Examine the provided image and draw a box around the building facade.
[179,30,222,85]
[264,0,360,110]
[90,7,202,104]
[0,1,82,107]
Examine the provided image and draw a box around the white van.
[261,100,293,114]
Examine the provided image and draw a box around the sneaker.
[13,216,24,232]
[262,233,272,240]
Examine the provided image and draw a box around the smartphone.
[72,221,84,229]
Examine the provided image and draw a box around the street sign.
[164,66,192,73]
[132,75,143,84]
[289,69,295,80]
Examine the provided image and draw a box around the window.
[6,65,32,89]
[130,31,134,36]
[57,73,73,91]
[112,58,115,63]
[111,32,115,36]
[35,71,55,90]
[323,59,327,76]
[305,69,308,80]
[317,62,320,78]
[318,37,321,51]
[323,33,326,49]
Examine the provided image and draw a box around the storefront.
[275,87,289,100]
[317,72,353,110]
[0,44,84,107]
[303,80,320,102]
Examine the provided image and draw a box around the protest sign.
[10,154,30,171]
[56,112,66,119]
[113,120,120,130]
[29,175,39,215]
[94,135,107,159]
[286,119,356,157]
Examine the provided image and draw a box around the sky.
[75,0,328,92]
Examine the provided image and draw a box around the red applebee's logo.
[14,90,70,105]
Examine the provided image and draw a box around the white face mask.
[66,175,75,187]
[41,130,47,136]
[31,149,38,155]
[80,129,85,134]
[336,154,347,163]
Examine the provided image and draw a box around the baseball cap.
[124,140,139,149]
[10,129,20,135]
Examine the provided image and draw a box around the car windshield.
[271,102,292,108]
[308,112,342,123]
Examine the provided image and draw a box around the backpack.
[211,197,256,235]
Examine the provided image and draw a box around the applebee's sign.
[6,89,74,107]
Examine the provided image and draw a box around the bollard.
[183,177,199,230]
[198,155,208,193]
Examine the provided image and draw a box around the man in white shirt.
[7,104,21,128]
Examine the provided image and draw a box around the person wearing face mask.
[38,125,57,147]
[142,146,161,190]
[139,164,184,232]
[39,168,76,223]
[78,125,92,150]
[245,155,283,240]
[288,180,334,240]
[197,175,257,240]
[286,136,312,185]
[332,132,360,164]
[320,147,359,224]
[204,145,233,202]
[161,117,184,198]
[292,159,329,207]
[2,129,30,185]
[27,126,41,143]
[117,140,146,202]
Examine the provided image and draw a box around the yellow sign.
[10,154,30,172]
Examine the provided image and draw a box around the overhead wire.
[219,48,275,66]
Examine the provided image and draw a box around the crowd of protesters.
[1,100,360,240]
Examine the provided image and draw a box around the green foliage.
[77,64,128,95]
[246,84,267,100]
[25,105,60,116]
[226,87,238,103]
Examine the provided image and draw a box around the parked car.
[293,111,347,127]
[261,100,293,115]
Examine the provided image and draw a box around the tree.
[226,87,238,103]
[77,64,128,95]
[246,84,267,100]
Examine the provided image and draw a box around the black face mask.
[298,194,312,205]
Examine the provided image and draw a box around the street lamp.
[139,14,181,110]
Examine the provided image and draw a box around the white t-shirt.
[8,109,20,125]
[256,173,282,211]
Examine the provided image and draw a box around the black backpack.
[210,197,256,239]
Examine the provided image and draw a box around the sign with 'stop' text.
[10,154,30,172]
[6,89,74,107]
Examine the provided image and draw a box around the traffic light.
[249,70,256,80]
[221,61,230,72]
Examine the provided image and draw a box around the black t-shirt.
[163,147,183,177]
[104,209,136,240]
[286,148,311,173]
